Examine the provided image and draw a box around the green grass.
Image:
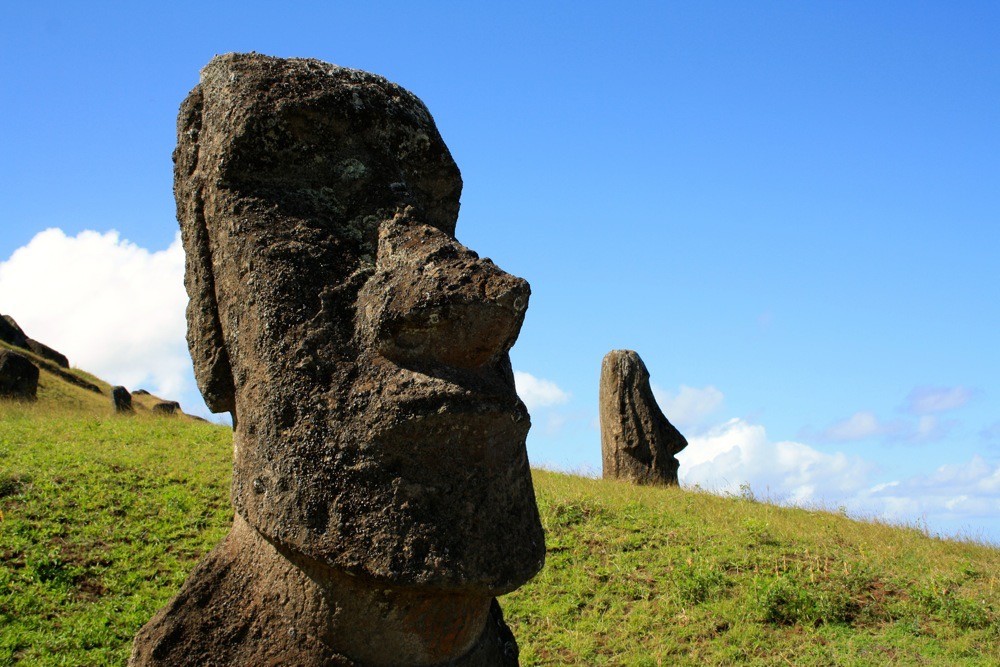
[507,474,1000,665]
[0,404,231,666]
[2,373,999,665]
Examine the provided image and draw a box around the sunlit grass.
[506,472,1000,665]
[2,390,999,665]
[0,404,232,665]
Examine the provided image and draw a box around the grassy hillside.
[507,477,999,665]
[0,340,199,418]
[2,369,999,665]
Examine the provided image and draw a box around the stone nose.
[361,220,531,369]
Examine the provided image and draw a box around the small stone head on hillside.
[176,53,544,593]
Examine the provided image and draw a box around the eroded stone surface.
[0,314,72,371]
[130,53,543,666]
[599,349,687,485]
[0,315,29,349]
[150,400,180,415]
[0,350,39,400]
[26,338,69,368]
[112,386,133,413]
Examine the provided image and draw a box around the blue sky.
[2,2,998,541]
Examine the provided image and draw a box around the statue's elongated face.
[177,54,544,595]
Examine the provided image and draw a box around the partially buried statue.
[599,349,688,485]
[130,53,545,666]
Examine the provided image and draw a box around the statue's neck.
[230,513,493,665]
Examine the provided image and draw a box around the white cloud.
[912,415,957,442]
[811,387,974,445]
[858,455,1000,522]
[816,411,955,444]
[818,410,885,441]
[0,228,191,399]
[671,409,1000,540]
[652,384,724,430]
[902,385,976,415]
[678,418,873,504]
[513,371,570,411]
[677,415,1000,539]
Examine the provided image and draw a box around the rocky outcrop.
[0,314,73,372]
[0,349,39,400]
[26,354,100,395]
[50,365,100,394]
[0,315,29,349]
[599,349,688,485]
[131,53,543,666]
[151,401,180,416]
[111,386,133,413]
[26,338,69,368]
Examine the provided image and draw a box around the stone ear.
[182,210,236,415]
[177,89,237,415]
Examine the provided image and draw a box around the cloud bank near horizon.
[0,228,195,405]
[678,415,1000,541]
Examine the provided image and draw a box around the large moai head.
[177,53,544,593]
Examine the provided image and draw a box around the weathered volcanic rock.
[599,349,688,485]
[0,350,39,400]
[111,386,133,413]
[130,53,543,666]
[0,315,29,349]
[150,401,180,416]
[26,338,69,368]
[0,316,100,394]
[0,314,73,372]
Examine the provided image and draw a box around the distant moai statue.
[599,349,688,485]
[111,386,133,413]
[130,53,544,666]
[150,401,179,416]
[0,349,39,401]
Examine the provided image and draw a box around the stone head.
[176,53,544,594]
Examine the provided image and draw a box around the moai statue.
[111,386,133,413]
[599,349,687,485]
[129,53,545,666]
[0,349,38,400]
